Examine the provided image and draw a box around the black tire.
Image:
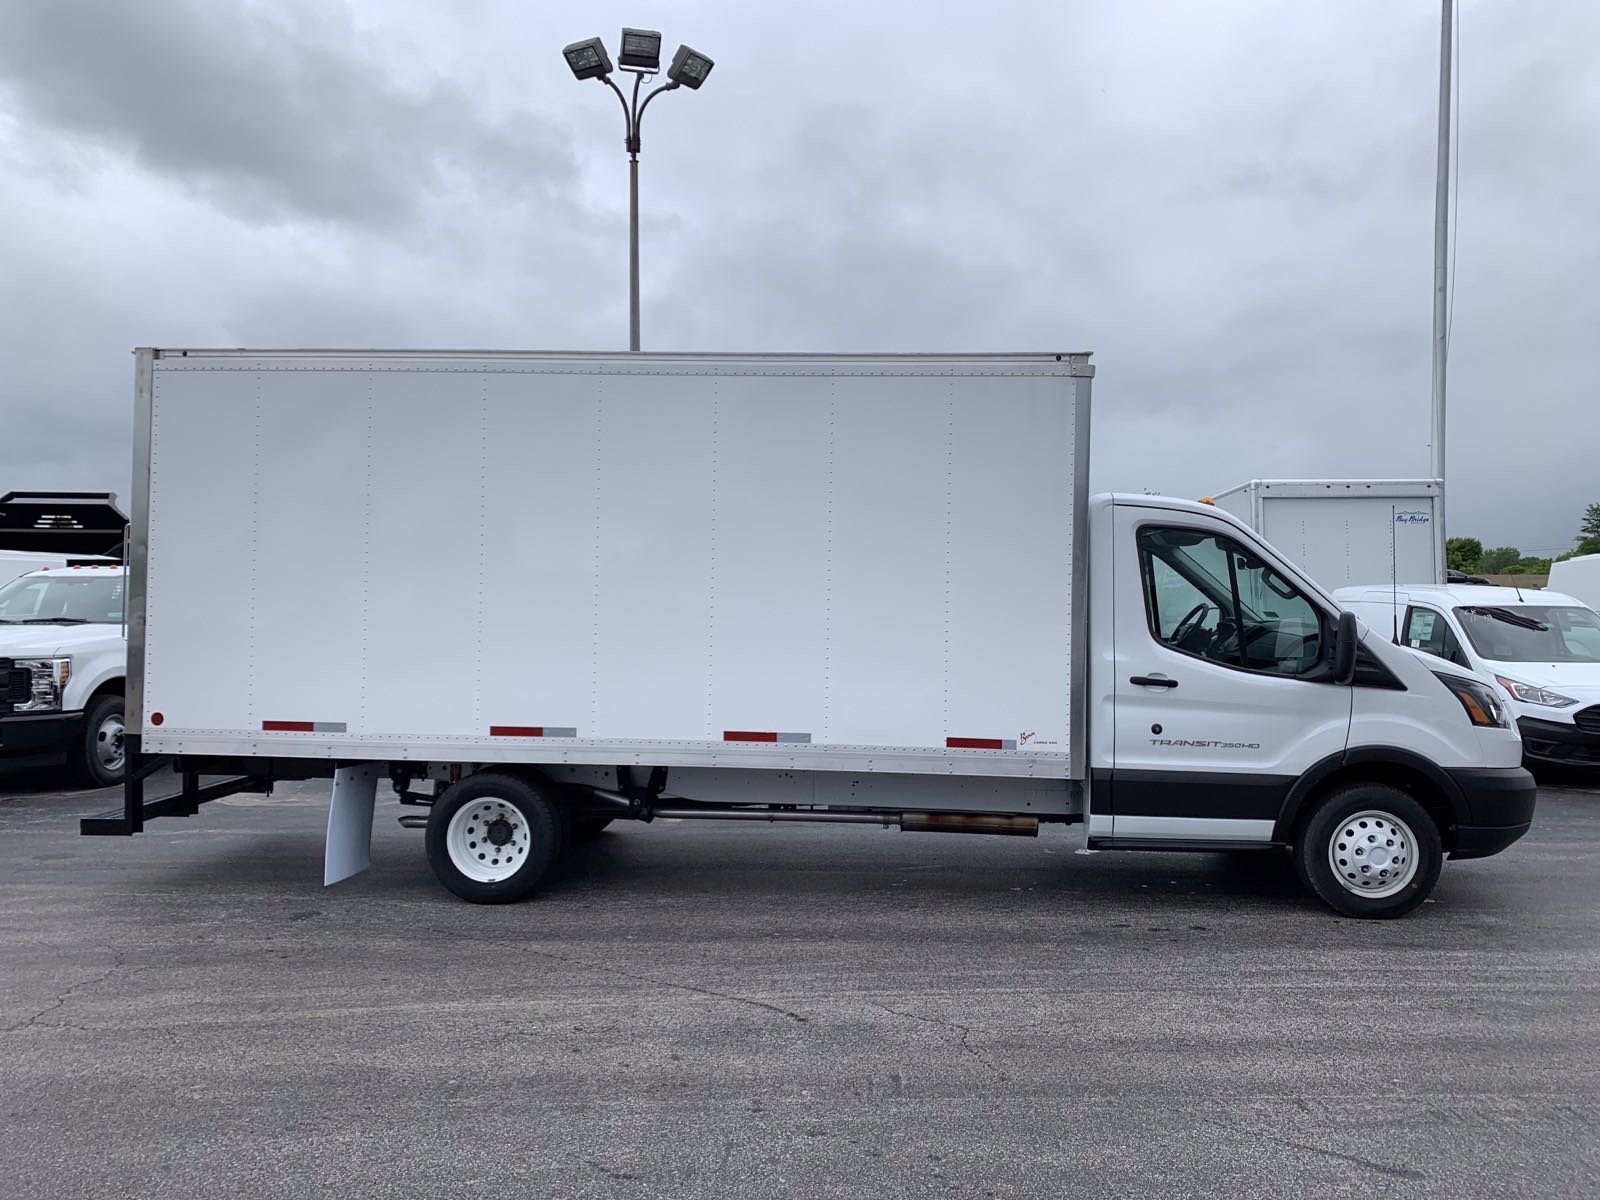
[74,694,126,788]
[1294,783,1443,918]
[425,772,566,904]
[570,817,614,842]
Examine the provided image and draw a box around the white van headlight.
[1493,675,1578,708]
[13,658,71,713]
[1433,671,1510,728]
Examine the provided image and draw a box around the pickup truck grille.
[2,661,31,712]
[1575,706,1600,735]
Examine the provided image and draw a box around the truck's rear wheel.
[425,773,565,903]
[1295,783,1442,918]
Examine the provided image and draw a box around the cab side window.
[1402,606,1468,667]
[1138,527,1326,677]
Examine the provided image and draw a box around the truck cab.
[1090,497,1532,912]
[1335,582,1600,771]
[0,565,129,784]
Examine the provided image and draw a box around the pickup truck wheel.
[426,773,564,903]
[1294,784,1442,918]
[75,695,126,788]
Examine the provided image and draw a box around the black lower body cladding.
[1517,717,1600,768]
[1446,766,1536,859]
[0,711,81,763]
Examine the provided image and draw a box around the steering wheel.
[1214,619,1275,659]
[1168,602,1213,647]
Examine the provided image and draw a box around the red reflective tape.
[947,737,1004,750]
[490,725,544,737]
[724,730,778,742]
[263,720,315,732]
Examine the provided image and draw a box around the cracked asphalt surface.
[2,768,1598,1198]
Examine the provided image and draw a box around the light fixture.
[618,28,663,71]
[564,29,715,351]
[562,37,612,80]
[667,45,713,89]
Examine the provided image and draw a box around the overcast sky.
[1,0,1595,553]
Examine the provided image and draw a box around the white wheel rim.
[96,713,126,774]
[1328,809,1419,899]
[445,797,531,883]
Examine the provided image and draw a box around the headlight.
[1493,675,1578,708]
[13,658,71,713]
[1433,671,1510,728]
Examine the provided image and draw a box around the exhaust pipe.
[900,812,1038,837]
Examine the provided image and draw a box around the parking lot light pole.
[563,31,715,352]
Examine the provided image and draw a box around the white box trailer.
[81,349,1537,918]
[1208,479,1443,591]
[1548,554,1600,612]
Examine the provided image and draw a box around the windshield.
[0,574,125,624]
[1453,605,1600,664]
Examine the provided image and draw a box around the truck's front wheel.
[75,694,126,788]
[425,772,566,903]
[1295,784,1442,918]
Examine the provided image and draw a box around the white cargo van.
[82,349,1534,918]
[1207,479,1442,591]
[1336,582,1600,771]
[1548,554,1600,613]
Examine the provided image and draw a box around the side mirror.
[1333,610,1359,685]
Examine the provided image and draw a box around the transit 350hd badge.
[1149,732,1262,750]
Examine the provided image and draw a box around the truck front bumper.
[1516,716,1600,769]
[0,711,81,765]
[1446,765,1537,859]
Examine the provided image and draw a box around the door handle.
[1129,675,1178,689]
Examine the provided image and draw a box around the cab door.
[1108,503,1352,843]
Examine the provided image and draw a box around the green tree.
[1446,537,1483,573]
[1503,557,1552,576]
[1582,502,1600,541]
[1479,546,1522,574]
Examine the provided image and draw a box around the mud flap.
[325,765,381,885]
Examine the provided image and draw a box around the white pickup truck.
[0,565,128,785]
[0,492,129,784]
[0,566,128,784]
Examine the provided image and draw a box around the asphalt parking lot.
[2,770,1598,1199]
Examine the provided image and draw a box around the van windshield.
[0,574,126,624]
[1453,605,1600,663]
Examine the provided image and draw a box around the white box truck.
[81,350,1534,918]
[1207,479,1443,591]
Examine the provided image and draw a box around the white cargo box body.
[1210,479,1442,591]
[131,350,1091,779]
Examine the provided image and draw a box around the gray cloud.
[0,0,577,226]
